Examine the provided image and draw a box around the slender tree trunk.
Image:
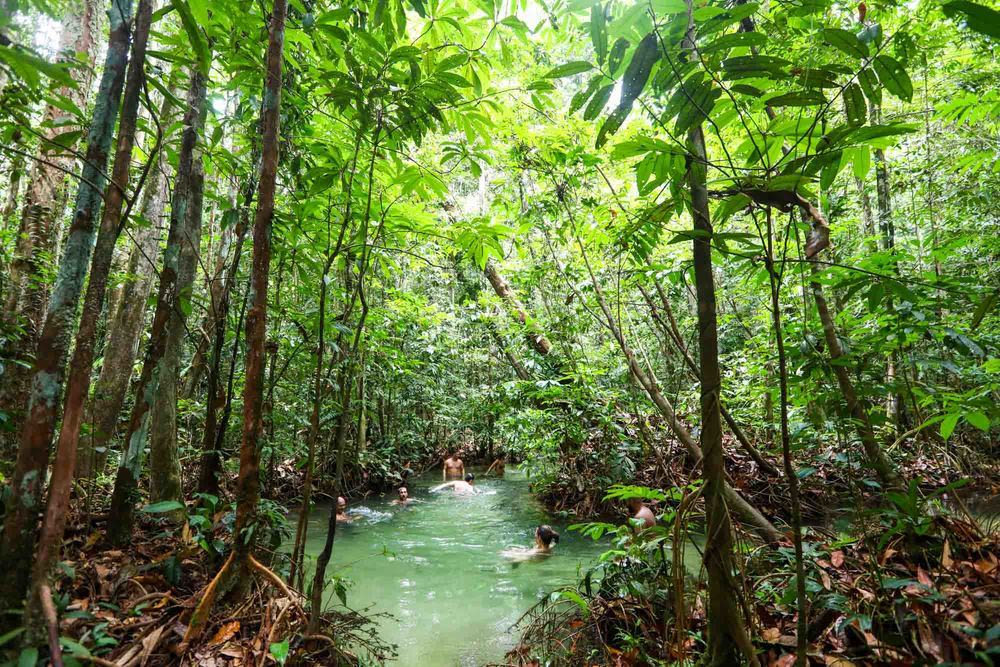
[22,1,154,651]
[107,65,210,544]
[764,210,807,665]
[288,251,335,588]
[0,0,133,619]
[148,87,208,504]
[549,189,781,543]
[639,282,781,477]
[683,35,758,657]
[872,102,903,432]
[0,133,25,304]
[308,365,353,631]
[196,153,259,495]
[484,259,554,357]
[77,81,177,480]
[0,0,99,435]
[229,0,286,579]
[810,261,900,486]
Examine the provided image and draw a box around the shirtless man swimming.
[626,497,656,529]
[431,473,475,495]
[442,450,465,480]
[391,486,413,506]
[502,525,560,562]
[336,496,353,523]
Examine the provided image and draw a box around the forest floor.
[35,503,393,666]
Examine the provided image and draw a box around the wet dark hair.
[465,473,475,483]
[536,525,560,547]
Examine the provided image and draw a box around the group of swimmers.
[332,449,659,558]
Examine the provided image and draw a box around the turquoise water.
[296,468,610,666]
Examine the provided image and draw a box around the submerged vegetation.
[1,0,999,663]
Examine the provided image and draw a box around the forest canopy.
[0,0,998,664]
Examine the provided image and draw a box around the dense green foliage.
[0,0,997,663]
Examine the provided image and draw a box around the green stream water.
[296,467,612,666]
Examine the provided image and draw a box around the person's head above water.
[337,496,347,512]
[397,486,408,501]
[465,473,475,484]
[535,525,560,549]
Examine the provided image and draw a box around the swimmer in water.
[391,486,414,506]
[431,472,475,494]
[626,497,656,530]
[502,525,560,561]
[336,496,353,523]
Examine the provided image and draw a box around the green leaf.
[590,4,608,65]
[18,648,37,667]
[700,31,766,54]
[142,500,186,514]
[857,67,881,105]
[269,640,290,665]
[872,54,912,102]
[0,628,23,649]
[844,82,866,126]
[544,61,593,79]
[583,84,614,121]
[59,638,92,658]
[965,411,990,431]
[851,145,871,179]
[822,28,869,59]
[940,412,960,440]
[942,1,1000,38]
[608,38,628,75]
[570,74,604,114]
[766,90,826,106]
[597,106,630,149]
[170,0,211,75]
[619,32,659,108]
[722,55,791,80]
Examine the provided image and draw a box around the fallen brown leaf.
[210,620,241,646]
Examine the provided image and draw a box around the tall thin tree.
[0,0,134,616]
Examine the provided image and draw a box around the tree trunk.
[639,282,781,477]
[230,0,286,578]
[77,83,177,480]
[0,0,99,435]
[107,65,210,544]
[810,261,900,487]
[684,59,759,662]
[309,362,355,632]
[196,149,259,495]
[484,258,554,357]
[288,251,335,589]
[765,210,807,666]
[0,0,133,619]
[553,191,780,543]
[148,85,208,505]
[22,0,154,649]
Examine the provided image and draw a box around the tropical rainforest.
[0,0,998,663]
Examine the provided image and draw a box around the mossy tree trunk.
[108,65,210,543]
[0,0,133,619]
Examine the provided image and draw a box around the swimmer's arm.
[430,482,455,493]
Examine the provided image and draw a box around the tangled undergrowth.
[1,509,394,666]
[506,479,1000,667]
